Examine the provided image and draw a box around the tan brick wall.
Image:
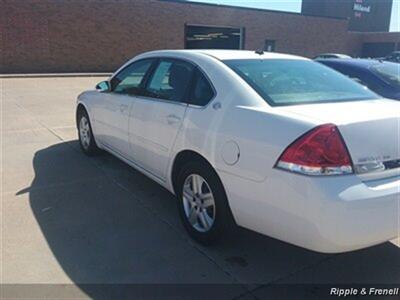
[0,0,368,73]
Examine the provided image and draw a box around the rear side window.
[189,69,215,106]
[370,62,400,88]
[112,59,153,95]
[325,64,376,89]
[145,59,194,102]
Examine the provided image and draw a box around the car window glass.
[225,59,378,106]
[346,73,377,90]
[112,59,153,95]
[329,66,371,88]
[189,69,215,106]
[146,60,194,102]
[371,62,400,88]
[349,76,367,86]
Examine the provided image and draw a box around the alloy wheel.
[79,116,91,150]
[182,174,216,232]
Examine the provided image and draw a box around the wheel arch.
[170,149,237,226]
[76,101,101,151]
[76,102,90,127]
[171,150,211,194]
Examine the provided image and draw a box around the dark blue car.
[317,58,400,100]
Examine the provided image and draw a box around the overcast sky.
[189,0,399,32]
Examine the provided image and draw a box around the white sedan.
[76,50,400,253]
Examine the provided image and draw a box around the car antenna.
[255,49,264,55]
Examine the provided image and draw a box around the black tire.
[77,108,100,156]
[176,161,235,245]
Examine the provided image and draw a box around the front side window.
[370,62,400,88]
[224,59,378,106]
[112,59,153,95]
[188,69,215,106]
[145,59,194,102]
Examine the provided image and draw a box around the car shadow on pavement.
[20,141,400,298]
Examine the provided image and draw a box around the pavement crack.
[11,100,67,143]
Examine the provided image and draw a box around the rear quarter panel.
[167,53,320,190]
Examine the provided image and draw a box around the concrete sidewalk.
[1,77,399,299]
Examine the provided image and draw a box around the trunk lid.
[277,99,400,180]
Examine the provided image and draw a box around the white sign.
[353,3,371,13]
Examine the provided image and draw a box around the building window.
[264,40,276,52]
[185,25,243,50]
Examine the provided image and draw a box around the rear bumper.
[221,170,400,253]
[309,174,399,252]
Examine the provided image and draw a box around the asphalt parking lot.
[1,76,400,299]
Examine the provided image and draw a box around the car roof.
[315,53,351,58]
[113,50,308,81]
[139,49,307,61]
[317,58,385,69]
[318,53,347,56]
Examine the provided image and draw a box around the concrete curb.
[0,73,112,78]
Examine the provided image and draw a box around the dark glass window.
[326,65,379,91]
[264,40,276,52]
[185,25,242,50]
[112,59,153,95]
[189,69,215,106]
[145,59,194,102]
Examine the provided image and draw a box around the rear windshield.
[370,62,400,88]
[224,59,378,106]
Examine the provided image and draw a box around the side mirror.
[95,81,111,92]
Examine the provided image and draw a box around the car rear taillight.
[276,124,353,176]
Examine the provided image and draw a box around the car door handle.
[166,114,181,125]
[120,104,129,112]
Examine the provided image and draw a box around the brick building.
[1,0,399,73]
